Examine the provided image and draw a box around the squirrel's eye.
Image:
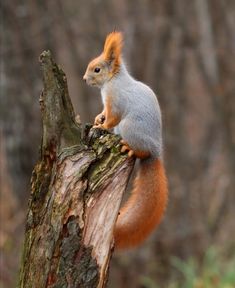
[94,67,101,73]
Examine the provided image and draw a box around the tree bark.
[18,51,134,288]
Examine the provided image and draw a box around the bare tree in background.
[1,0,235,287]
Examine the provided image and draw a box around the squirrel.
[83,32,168,250]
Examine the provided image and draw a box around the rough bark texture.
[18,51,134,288]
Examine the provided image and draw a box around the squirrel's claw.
[94,114,105,126]
[128,150,134,158]
[121,145,129,153]
[120,141,135,158]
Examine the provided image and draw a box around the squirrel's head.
[83,31,123,88]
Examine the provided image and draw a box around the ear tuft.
[103,31,123,72]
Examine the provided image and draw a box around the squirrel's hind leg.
[120,140,135,158]
[120,140,150,159]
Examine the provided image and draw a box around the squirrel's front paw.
[94,113,105,127]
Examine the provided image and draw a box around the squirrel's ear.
[103,31,123,71]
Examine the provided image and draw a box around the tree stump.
[18,51,134,288]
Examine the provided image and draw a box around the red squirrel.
[83,32,168,250]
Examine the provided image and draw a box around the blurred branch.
[18,51,134,288]
[56,0,90,117]
[195,0,219,85]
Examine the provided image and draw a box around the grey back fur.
[101,63,162,158]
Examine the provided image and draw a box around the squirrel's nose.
[83,75,87,82]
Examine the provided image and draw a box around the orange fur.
[114,158,168,250]
[103,32,123,74]
[134,150,150,159]
[102,95,121,129]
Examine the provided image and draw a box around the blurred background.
[1,0,235,287]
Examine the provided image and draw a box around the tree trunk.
[18,51,134,288]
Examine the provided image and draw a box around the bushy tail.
[114,158,168,250]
